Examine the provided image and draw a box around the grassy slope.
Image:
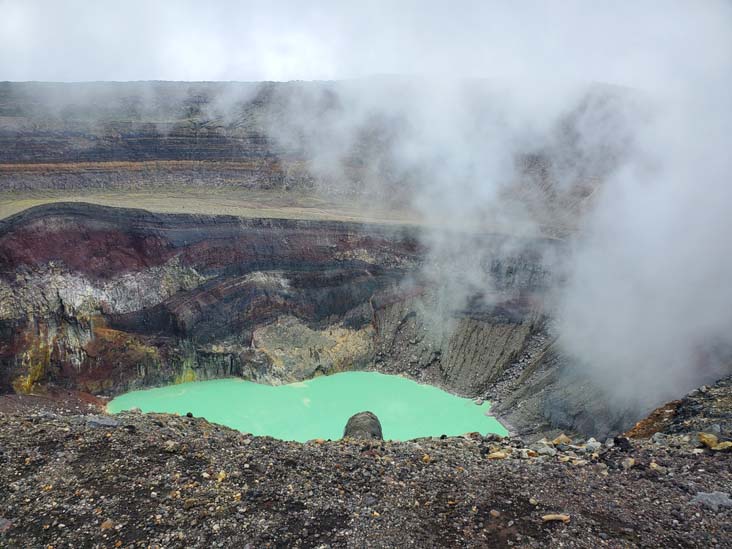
[0,187,420,225]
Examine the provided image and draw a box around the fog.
[2,0,732,411]
[559,76,732,407]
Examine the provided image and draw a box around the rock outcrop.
[625,375,732,439]
[343,411,383,440]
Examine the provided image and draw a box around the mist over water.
[3,1,732,412]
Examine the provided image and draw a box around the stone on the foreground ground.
[85,415,120,428]
[343,411,383,440]
[552,433,572,445]
[531,442,557,457]
[584,437,602,453]
[692,491,732,511]
[2,409,732,547]
[651,432,668,445]
[698,432,719,449]
[542,513,570,523]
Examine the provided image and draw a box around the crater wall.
[0,202,553,399]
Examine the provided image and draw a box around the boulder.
[343,411,383,440]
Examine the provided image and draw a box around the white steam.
[559,77,732,406]
[264,78,639,329]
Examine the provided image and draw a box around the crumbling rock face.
[489,348,648,442]
[1,201,712,441]
[250,315,374,384]
[372,297,541,396]
[369,241,551,397]
[0,202,419,392]
[0,202,554,405]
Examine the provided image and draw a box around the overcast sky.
[1,0,730,90]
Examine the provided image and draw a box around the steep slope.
[0,80,627,231]
[2,200,711,441]
[0,203,553,408]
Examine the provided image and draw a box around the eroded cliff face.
[1,82,723,441]
[371,288,544,397]
[1,201,686,440]
[0,202,554,402]
[0,80,620,226]
[0,82,311,191]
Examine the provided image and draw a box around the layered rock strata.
[0,203,553,405]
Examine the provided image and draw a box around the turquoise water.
[108,371,506,442]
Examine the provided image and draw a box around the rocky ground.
[627,376,732,438]
[0,389,103,415]
[0,407,730,548]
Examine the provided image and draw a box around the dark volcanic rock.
[0,202,555,407]
[0,81,633,204]
[626,375,732,439]
[1,409,730,548]
[0,202,421,391]
[491,347,647,442]
[4,201,713,442]
[0,201,419,281]
[343,411,383,440]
